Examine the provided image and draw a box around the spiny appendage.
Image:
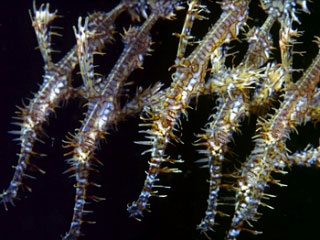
[174,0,250,72]
[278,17,302,84]
[242,14,274,68]
[288,145,320,167]
[88,6,158,113]
[260,0,309,23]
[0,123,40,210]
[187,0,250,65]
[62,160,90,240]
[227,163,268,239]
[73,17,97,92]
[260,0,309,84]
[199,46,227,95]
[72,0,145,61]
[268,43,320,141]
[60,1,129,75]
[69,4,136,97]
[196,154,225,233]
[249,63,285,114]
[307,88,320,122]
[124,0,182,22]
[240,12,280,113]
[120,82,163,116]
[149,0,183,19]
[128,111,183,218]
[172,0,251,110]
[29,1,59,65]
[173,0,209,63]
[80,4,126,54]
[207,57,261,98]
[231,13,278,112]
[295,38,320,92]
[227,135,292,240]
[62,158,104,240]
[122,0,150,21]
[226,138,285,240]
[62,99,113,239]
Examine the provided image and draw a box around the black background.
[1,0,320,240]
